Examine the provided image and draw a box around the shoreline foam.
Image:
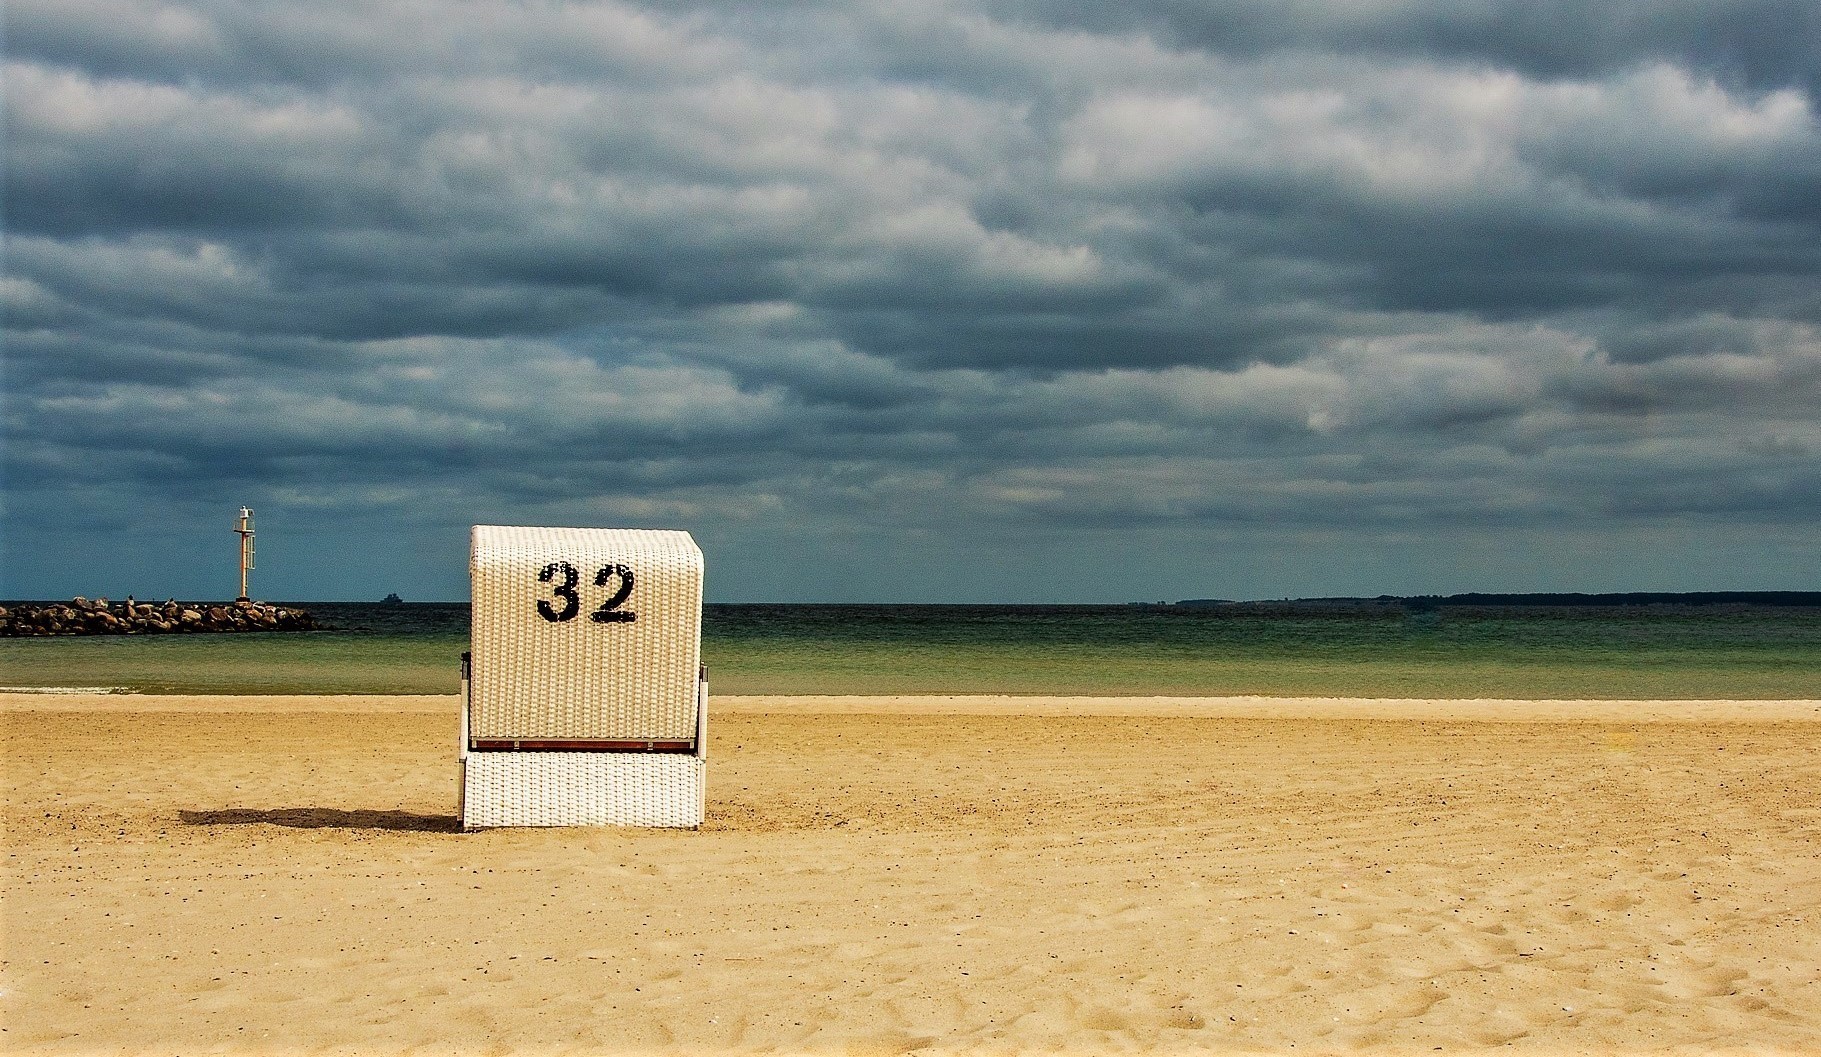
[6,690,1820,723]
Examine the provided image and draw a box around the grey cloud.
[8,0,743,93]
[985,0,1821,91]
[4,0,1818,600]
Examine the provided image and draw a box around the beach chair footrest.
[461,751,705,828]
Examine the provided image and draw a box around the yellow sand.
[4,693,1819,1054]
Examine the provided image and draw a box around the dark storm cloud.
[4,0,1819,600]
[988,0,1821,90]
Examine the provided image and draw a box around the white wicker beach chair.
[460,526,706,828]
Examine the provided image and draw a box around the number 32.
[536,561,637,624]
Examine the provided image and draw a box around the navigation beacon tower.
[234,507,256,602]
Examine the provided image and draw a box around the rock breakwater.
[0,597,321,637]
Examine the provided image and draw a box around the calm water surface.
[1,602,1816,698]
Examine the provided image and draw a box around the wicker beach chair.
[460,526,706,828]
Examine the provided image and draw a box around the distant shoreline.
[1173,590,1821,608]
[7,592,1820,609]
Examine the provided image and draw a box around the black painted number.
[535,561,637,624]
[536,561,580,623]
[591,564,636,623]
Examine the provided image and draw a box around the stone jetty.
[0,597,321,637]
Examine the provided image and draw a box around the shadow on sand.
[179,808,462,833]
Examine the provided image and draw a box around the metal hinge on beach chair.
[458,526,707,829]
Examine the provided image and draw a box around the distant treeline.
[1176,591,1821,609]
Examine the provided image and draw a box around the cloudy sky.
[5,0,1819,602]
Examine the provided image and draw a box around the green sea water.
[2,602,1817,699]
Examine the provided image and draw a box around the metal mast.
[235,507,256,602]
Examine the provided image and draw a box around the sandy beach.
[4,692,1819,1054]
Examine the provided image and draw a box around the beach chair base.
[461,752,705,828]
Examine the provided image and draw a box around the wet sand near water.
[4,693,1820,1054]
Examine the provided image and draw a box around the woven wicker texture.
[470,526,702,740]
[463,753,705,827]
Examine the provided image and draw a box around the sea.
[2,601,1818,699]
